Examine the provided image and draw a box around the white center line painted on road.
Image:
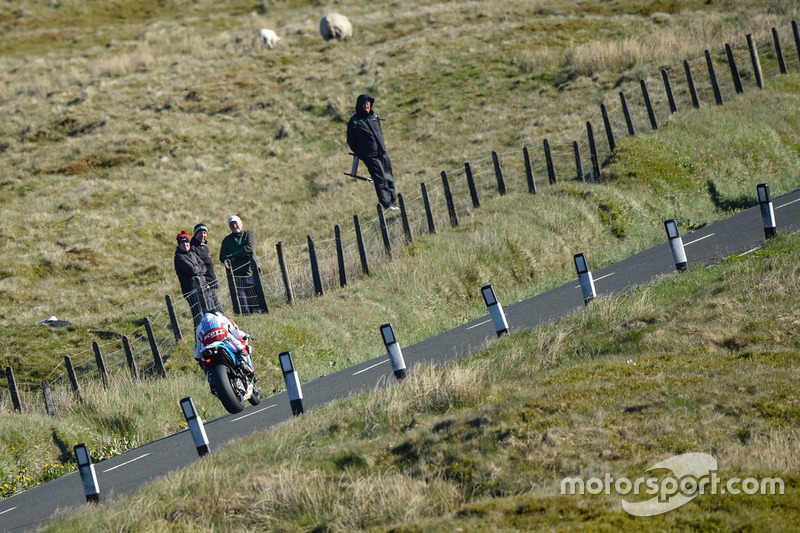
[776,197,800,209]
[574,272,615,289]
[231,404,277,422]
[352,359,388,376]
[102,453,151,473]
[0,507,17,516]
[466,319,492,330]
[684,233,715,246]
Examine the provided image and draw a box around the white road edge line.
[352,359,388,376]
[466,319,492,330]
[776,197,800,209]
[739,247,761,256]
[0,507,17,516]
[684,233,715,246]
[231,404,277,422]
[102,453,151,473]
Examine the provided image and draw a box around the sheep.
[319,13,352,42]
[258,28,281,50]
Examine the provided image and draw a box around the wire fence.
[3,22,799,416]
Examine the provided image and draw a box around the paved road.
[3,189,800,532]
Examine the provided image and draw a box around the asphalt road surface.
[3,188,800,532]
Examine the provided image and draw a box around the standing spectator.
[174,231,205,325]
[219,215,257,314]
[191,222,222,313]
[347,93,398,211]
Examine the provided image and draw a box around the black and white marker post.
[574,253,597,305]
[279,351,304,416]
[380,323,407,380]
[481,284,509,337]
[664,219,688,272]
[74,443,100,503]
[180,396,210,457]
[757,183,777,239]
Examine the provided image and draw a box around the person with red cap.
[174,231,205,325]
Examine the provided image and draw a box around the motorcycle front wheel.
[209,365,245,414]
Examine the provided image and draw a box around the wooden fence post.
[65,355,81,402]
[543,139,556,184]
[684,60,700,109]
[143,317,166,378]
[249,255,269,313]
[641,80,658,130]
[725,43,743,94]
[573,141,584,182]
[773,27,787,75]
[747,34,764,90]
[354,215,370,275]
[377,205,392,260]
[793,21,800,68]
[421,182,436,235]
[5,366,21,413]
[308,235,323,295]
[92,342,108,389]
[587,121,601,181]
[662,69,677,114]
[441,171,458,227]
[705,50,723,106]
[165,294,182,342]
[464,162,480,207]
[335,225,347,288]
[122,335,137,378]
[620,91,635,136]
[491,151,507,195]
[523,146,537,193]
[398,193,412,244]
[277,241,295,304]
[191,276,208,316]
[42,379,55,417]
[600,103,615,152]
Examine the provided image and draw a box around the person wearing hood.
[347,93,398,210]
[174,231,205,325]
[191,223,222,313]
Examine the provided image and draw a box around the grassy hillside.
[2,0,800,384]
[3,0,800,513]
[37,230,800,531]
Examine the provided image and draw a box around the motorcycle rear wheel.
[209,365,245,414]
[248,383,261,406]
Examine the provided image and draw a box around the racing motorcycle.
[198,340,261,414]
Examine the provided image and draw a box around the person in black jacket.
[191,223,222,313]
[174,231,205,325]
[347,93,398,210]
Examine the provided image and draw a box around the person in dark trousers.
[347,93,398,210]
[219,215,257,314]
[174,231,205,325]
[191,222,222,313]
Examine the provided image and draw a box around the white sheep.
[319,13,352,42]
[258,28,281,50]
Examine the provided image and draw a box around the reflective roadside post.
[664,219,688,272]
[279,351,304,416]
[757,183,777,239]
[380,323,407,380]
[574,253,596,305]
[180,396,210,457]
[481,284,509,337]
[74,443,100,503]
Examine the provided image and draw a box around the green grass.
[35,232,800,531]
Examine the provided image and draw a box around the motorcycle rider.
[193,311,254,378]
